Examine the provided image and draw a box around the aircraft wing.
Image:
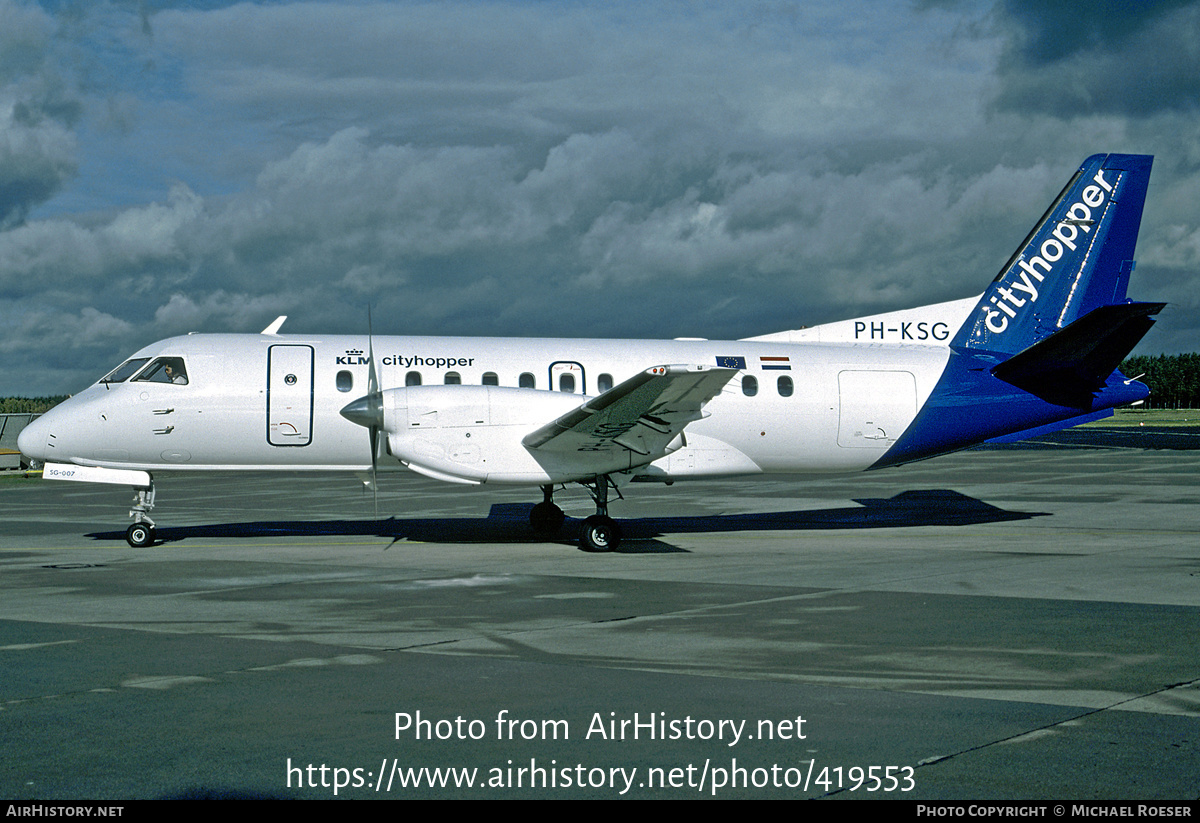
[522,365,737,461]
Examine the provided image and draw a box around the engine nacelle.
[381,385,585,484]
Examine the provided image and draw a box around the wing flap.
[522,365,736,462]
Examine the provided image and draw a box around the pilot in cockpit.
[133,357,189,385]
[163,362,187,384]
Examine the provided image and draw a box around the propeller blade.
[338,307,386,519]
[367,306,379,518]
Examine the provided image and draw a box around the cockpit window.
[101,358,150,384]
[133,357,189,385]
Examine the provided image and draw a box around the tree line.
[0,397,69,414]
[1120,354,1200,409]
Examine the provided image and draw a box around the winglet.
[261,316,287,335]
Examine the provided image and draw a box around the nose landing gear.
[126,480,157,547]
[126,521,156,548]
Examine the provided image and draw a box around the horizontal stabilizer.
[990,301,1164,408]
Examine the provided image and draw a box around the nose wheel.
[125,479,157,547]
[126,522,157,548]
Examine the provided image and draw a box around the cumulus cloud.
[0,0,79,229]
[152,291,294,330]
[993,0,1200,116]
[0,183,201,288]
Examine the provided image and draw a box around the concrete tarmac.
[1,426,1198,799]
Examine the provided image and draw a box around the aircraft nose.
[16,413,51,462]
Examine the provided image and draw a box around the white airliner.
[19,153,1164,550]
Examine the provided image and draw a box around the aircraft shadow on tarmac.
[86,489,1047,553]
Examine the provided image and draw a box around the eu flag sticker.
[715,355,747,369]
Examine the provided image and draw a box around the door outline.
[549,361,586,394]
[267,345,315,446]
[836,370,916,448]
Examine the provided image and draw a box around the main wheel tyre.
[580,515,621,552]
[126,523,156,548]
[530,501,566,535]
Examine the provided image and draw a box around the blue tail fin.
[876,154,1162,468]
[952,153,1153,355]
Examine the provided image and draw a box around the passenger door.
[267,345,314,446]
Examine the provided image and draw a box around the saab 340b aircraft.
[19,153,1165,550]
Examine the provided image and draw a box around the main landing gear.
[528,477,623,552]
[126,478,157,548]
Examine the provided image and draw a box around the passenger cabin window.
[777,375,794,397]
[336,370,353,392]
[741,375,757,397]
[445,372,461,385]
[101,358,150,384]
[134,357,189,385]
[482,372,499,386]
[519,372,536,389]
[597,373,614,393]
[558,373,575,393]
[406,371,422,386]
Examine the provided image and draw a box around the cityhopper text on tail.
[20,154,1165,550]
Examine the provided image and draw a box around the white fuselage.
[21,328,957,484]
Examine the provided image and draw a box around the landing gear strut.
[579,475,622,553]
[126,478,157,547]
[527,477,623,551]
[529,484,566,535]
